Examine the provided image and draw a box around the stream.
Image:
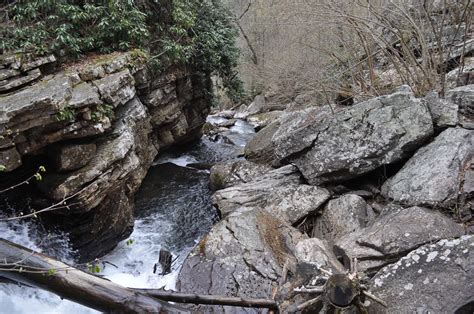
[0,116,255,313]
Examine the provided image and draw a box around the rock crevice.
[0,52,211,260]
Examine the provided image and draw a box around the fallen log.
[133,289,279,310]
[0,238,188,313]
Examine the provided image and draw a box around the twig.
[293,286,324,294]
[363,290,388,307]
[133,289,279,310]
[296,295,322,311]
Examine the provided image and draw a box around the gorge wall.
[0,52,211,261]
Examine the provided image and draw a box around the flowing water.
[0,116,255,313]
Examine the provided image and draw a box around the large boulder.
[312,194,376,243]
[246,110,284,130]
[246,89,434,185]
[382,127,473,213]
[244,120,280,164]
[209,159,272,191]
[294,238,345,273]
[334,206,465,273]
[212,165,331,224]
[368,235,474,313]
[177,209,306,312]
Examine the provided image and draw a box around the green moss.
[210,171,225,191]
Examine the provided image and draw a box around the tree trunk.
[0,238,188,313]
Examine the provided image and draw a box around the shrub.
[0,0,243,102]
[1,1,149,56]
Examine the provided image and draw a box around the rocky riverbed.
[1,52,473,314]
[177,85,473,313]
[0,115,256,312]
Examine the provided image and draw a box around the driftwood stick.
[133,289,279,310]
[294,286,325,294]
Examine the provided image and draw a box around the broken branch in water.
[0,238,279,312]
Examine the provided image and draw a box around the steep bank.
[0,52,211,260]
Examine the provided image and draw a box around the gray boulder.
[233,95,265,119]
[295,238,345,273]
[212,165,331,224]
[246,89,434,185]
[247,111,284,130]
[177,209,306,312]
[335,206,465,273]
[209,160,272,191]
[382,127,473,211]
[244,120,280,164]
[368,235,474,313]
[312,194,376,243]
[447,84,473,129]
[424,91,459,128]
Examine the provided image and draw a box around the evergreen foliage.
[0,0,243,101]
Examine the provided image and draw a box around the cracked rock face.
[209,159,272,191]
[382,127,473,213]
[294,238,345,274]
[447,84,473,129]
[368,235,474,313]
[246,89,434,185]
[424,91,459,129]
[0,52,211,260]
[212,165,331,224]
[334,206,465,273]
[312,194,376,243]
[177,209,306,312]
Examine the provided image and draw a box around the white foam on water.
[230,119,255,135]
[0,115,256,313]
[100,218,191,291]
[0,219,97,313]
[153,154,199,167]
[206,115,228,125]
[0,286,97,314]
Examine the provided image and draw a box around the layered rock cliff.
[0,52,211,260]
